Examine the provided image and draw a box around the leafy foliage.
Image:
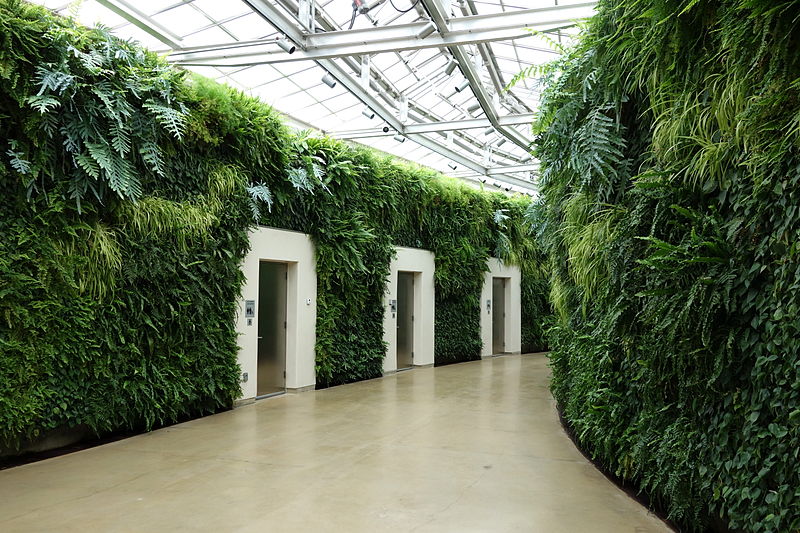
[0,0,547,449]
[530,0,800,530]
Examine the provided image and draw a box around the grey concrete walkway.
[0,354,670,532]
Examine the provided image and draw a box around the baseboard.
[287,385,315,393]
[234,397,256,408]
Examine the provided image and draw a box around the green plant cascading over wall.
[0,0,547,448]
[524,0,800,530]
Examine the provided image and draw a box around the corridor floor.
[0,354,670,532]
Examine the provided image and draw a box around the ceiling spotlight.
[467,102,481,114]
[393,133,406,143]
[276,37,296,54]
[444,60,458,76]
[358,0,387,13]
[484,127,494,136]
[520,153,532,162]
[496,138,507,147]
[416,21,437,39]
[455,80,470,93]
[448,163,457,170]
[382,125,390,133]
[321,72,337,88]
[504,186,512,192]
[362,107,376,120]
[479,177,487,183]
[493,181,502,188]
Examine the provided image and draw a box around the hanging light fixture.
[275,37,296,54]
[362,107,376,120]
[321,72,337,88]
[416,21,437,39]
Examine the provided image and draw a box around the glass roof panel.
[151,5,210,37]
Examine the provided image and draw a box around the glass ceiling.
[32,0,596,194]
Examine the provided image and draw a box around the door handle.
[257,336,263,339]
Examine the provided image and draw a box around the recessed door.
[257,261,287,396]
[396,272,415,369]
[492,277,506,354]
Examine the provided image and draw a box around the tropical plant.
[0,0,547,451]
[526,0,800,530]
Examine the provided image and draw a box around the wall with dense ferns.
[529,0,800,530]
[0,0,547,451]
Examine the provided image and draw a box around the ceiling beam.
[328,113,534,138]
[168,3,595,66]
[418,0,531,153]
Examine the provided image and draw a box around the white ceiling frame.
[168,5,594,66]
[240,0,538,190]
[329,113,535,138]
[419,0,531,153]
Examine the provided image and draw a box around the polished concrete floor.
[0,354,670,532]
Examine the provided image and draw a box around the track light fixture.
[455,80,470,93]
[276,37,296,54]
[504,186,512,192]
[496,138,506,147]
[416,21,437,39]
[484,127,494,136]
[493,181,502,188]
[393,134,406,143]
[362,107,376,120]
[382,126,390,133]
[479,177,487,183]
[444,60,457,76]
[467,102,481,114]
[448,163,457,170]
[321,72,337,88]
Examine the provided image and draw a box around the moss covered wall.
[0,0,547,449]
[530,0,800,530]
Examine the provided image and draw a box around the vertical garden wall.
[530,0,800,531]
[0,0,546,451]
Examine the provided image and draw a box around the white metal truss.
[169,4,593,66]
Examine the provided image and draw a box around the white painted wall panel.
[236,227,317,399]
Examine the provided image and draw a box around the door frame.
[382,247,435,374]
[236,227,318,401]
[480,258,522,357]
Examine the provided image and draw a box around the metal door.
[257,261,287,396]
[492,277,506,354]
[396,272,415,369]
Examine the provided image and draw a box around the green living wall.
[529,0,800,531]
[0,0,546,450]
